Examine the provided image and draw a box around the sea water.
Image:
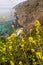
[0,9,16,36]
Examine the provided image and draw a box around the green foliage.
[0,20,43,65]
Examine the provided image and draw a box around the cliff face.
[14,0,43,33]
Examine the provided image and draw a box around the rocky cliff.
[13,0,43,33]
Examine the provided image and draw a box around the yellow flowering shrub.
[0,20,43,65]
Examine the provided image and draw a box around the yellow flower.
[32,40,36,44]
[10,60,15,65]
[10,53,12,56]
[9,40,11,42]
[33,62,37,65]
[10,41,12,44]
[34,20,41,27]
[9,46,12,51]
[28,37,33,43]
[20,35,23,39]
[31,48,35,52]
[16,29,18,33]
[0,49,2,52]
[2,48,6,52]
[19,61,23,65]
[33,59,35,61]
[27,48,30,50]
[30,29,32,33]
[11,33,17,38]
[2,16,6,19]
[37,35,41,38]
[9,40,13,44]
[36,30,39,35]
[41,56,43,60]
[36,28,39,31]
[21,28,23,30]
[2,57,5,61]
[36,52,42,59]
[21,44,24,48]
[22,39,25,42]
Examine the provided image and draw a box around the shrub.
[0,20,43,65]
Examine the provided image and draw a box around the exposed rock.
[13,0,43,33]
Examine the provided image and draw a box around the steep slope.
[13,0,43,32]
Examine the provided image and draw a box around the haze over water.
[0,0,26,21]
[0,0,26,36]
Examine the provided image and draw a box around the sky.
[0,0,26,8]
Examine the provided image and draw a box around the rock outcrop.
[13,0,43,33]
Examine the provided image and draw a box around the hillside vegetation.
[0,20,43,65]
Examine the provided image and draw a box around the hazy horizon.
[0,0,26,9]
[0,0,26,21]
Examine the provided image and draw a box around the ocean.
[0,9,16,36]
